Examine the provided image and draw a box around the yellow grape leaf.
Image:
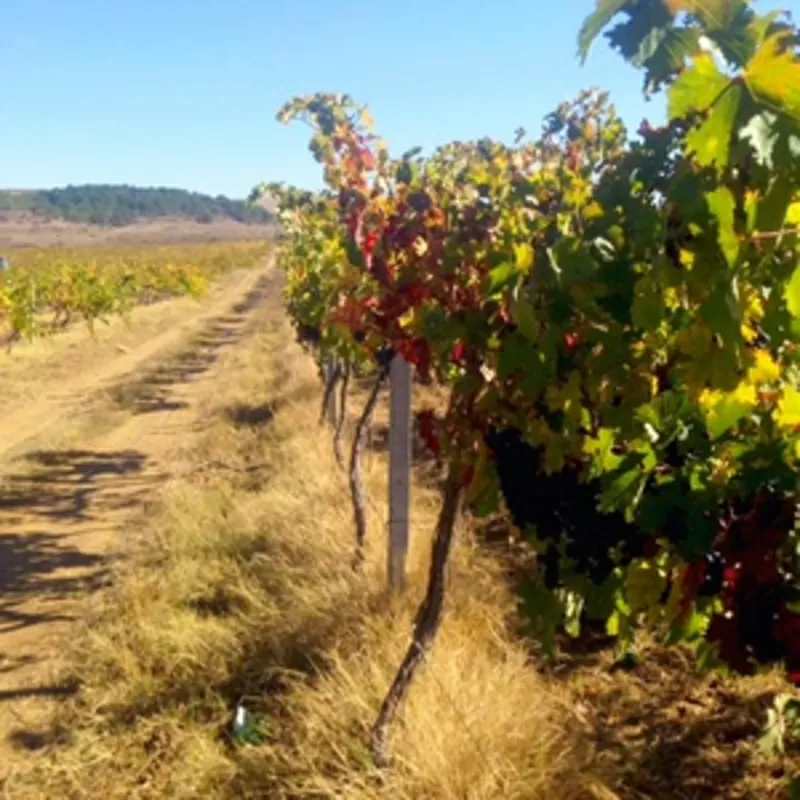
[775,385,800,430]
[398,308,416,331]
[700,382,757,439]
[786,263,800,320]
[786,201,800,225]
[745,32,800,121]
[663,286,682,309]
[747,349,781,384]
[514,243,534,272]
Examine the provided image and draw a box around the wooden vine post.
[387,355,412,591]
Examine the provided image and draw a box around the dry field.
[0,212,276,248]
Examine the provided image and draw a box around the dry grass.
[3,300,795,799]
[2,308,607,799]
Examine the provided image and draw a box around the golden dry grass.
[1,304,609,799]
[3,295,796,800]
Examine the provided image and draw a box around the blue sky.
[3,1,788,198]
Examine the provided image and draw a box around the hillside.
[0,186,277,248]
[0,185,272,227]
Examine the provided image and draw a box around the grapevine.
[262,0,800,768]
[0,240,269,344]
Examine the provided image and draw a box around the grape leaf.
[518,578,563,657]
[668,52,730,120]
[604,1,702,92]
[701,283,742,348]
[510,288,538,341]
[640,27,701,93]
[776,386,800,430]
[577,0,631,61]
[786,264,800,319]
[684,83,744,168]
[703,1,759,67]
[745,31,800,122]
[705,391,754,440]
[498,331,533,380]
[487,262,517,295]
[626,559,668,612]
[631,275,666,332]
[756,173,794,235]
[705,186,739,266]
[664,0,745,29]
[605,0,672,62]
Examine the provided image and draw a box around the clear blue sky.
[4,1,790,198]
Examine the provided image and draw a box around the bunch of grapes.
[484,426,647,587]
[697,489,800,680]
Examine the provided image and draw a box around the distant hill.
[0,185,273,227]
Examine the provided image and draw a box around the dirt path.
[0,265,277,776]
[0,267,270,462]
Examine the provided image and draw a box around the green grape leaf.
[665,606,711,645]
[705,393,753,440]
[668,52,730,120]
[487,262,517,295]
[498,331,532,380]
[465,456,501,517]
[563,591,584,638]
[631,275,667,331]
[756,173,794,235]
[701,283,742,350]
[606,4,698,93]
[705,186,739,267]
[577,0,629,61]
[685,83,744,169]
[510,286,538,341]
[639,27,700,93]
[518,578,563,657]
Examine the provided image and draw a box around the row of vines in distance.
[0,240,270,343]
[258,0,800,772]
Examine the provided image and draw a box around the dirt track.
[0,264,275,775]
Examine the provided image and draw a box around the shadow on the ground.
[108,272,274,415]
[224,401,275,428]
[0,448,152,646]
[575,647,792,799]
[0,449,148,527]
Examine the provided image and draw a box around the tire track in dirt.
[0,265,280,778]
[0,266,270,463]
